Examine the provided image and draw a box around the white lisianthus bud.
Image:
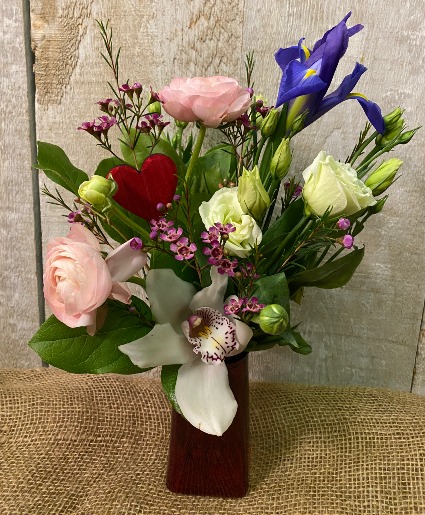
[237,166,270,222]
[302,151,376,217]
[260,109,279,138]
[270,138,291,180]
[199,187,262,257]
[365,158,403,196]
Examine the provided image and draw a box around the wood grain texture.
[27,0,425,389]
[0,0,41,366]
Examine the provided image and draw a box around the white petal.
[190,267,228,312]
[146,269,196,329]
[227,319,253,357]
[105,241,147,282]
[119,323,194,368]
[175,360,237,436]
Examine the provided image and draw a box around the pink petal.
[105,240,147,282]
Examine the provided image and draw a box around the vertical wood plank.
[0,0,42,367]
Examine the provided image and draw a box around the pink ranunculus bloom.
[44,225,147,335]
[158,76,252,128]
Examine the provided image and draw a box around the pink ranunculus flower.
[44,224,147,335]
[158,76,252,128]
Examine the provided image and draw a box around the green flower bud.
[398,127,420,144]
[237,166,270,222]
[365,158,403,196]
[375,108,404,148]
[148,101,162,114]
[270,138,291,180]
[175,120,189,129]
[259,304,289,335]
[260,109,279,138]
[78,175,117,211]
[383,107,404,130]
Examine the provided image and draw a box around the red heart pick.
[108,154,178,221]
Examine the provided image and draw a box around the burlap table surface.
[1,369,425,514]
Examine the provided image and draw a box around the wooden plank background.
[2,0,424,392]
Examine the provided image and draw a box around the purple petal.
[276,60,327,107]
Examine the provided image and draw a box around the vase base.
[166,410,249,498]
[166,353,250,498]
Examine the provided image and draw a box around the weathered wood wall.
[3,0,425,392]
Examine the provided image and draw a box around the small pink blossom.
[150,218,174,233]
[160,227,184,242]
[217,258,239,277]
[337,218,351,230]
[242,297,265,313]
[224,296,244,316]
[170,237,197,261]
[342,234,354,249]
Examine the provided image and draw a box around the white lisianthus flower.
[119,267,252,436]
[302,151,376,217]
[199,187,262,257]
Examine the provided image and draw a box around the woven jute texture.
[1,369,425,514]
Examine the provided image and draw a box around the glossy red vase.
[166,352,249,497]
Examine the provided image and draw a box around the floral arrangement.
[29,13,418,436]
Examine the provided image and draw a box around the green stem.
[349,131,377,165]
[185,124,206,186]
[110,205,151,241]
[268,216,309,272]
[356,145,395,178]
[253,137,267,167]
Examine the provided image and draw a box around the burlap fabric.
[1,369,425,514]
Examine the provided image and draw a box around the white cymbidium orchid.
[119,267,252,436]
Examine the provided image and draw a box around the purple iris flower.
[275,13,384,134]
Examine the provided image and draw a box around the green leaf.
[119,130,185,178]
[253,271,290,315]
[289,246,365,289]
[149,250,198,284]
[95,157,123,177]
[28,302,152,374]
[161,364,183,414]
[35,142,89,195]
[261,198,305,254]
[278,329,312,354]
[246,328,311,354]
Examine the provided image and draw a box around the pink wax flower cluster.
[43,225,147,335]
[158,76,252,128]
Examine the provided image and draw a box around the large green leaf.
[289,247,365,289]
[28,301,153,374]
[161,364,183,414]
[253,271,290,315]
[35,142,89,195]
[149,250,198,284]
[120,130,185,178]
[196,145,236,194]
[95,156,123,177]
